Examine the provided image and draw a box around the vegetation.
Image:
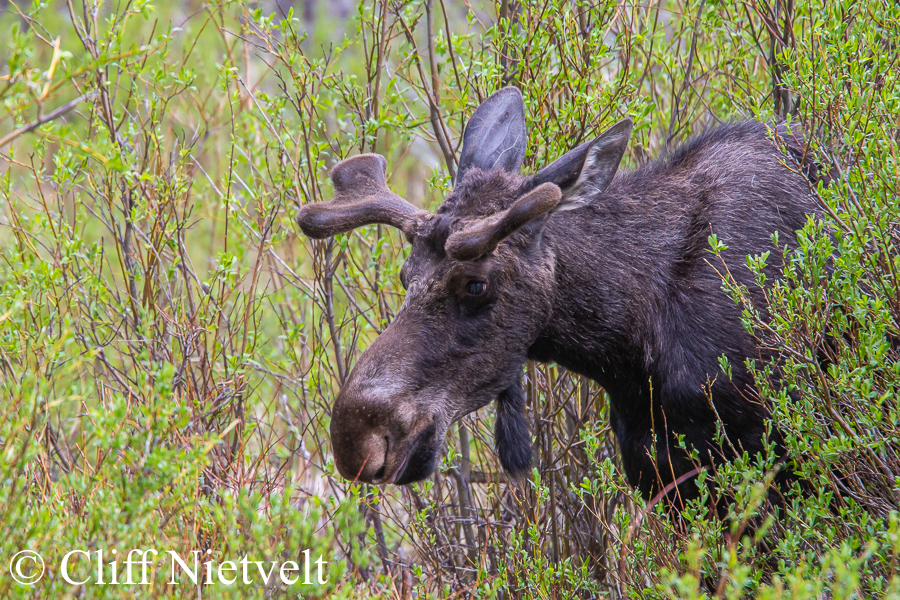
[0,0,897,597]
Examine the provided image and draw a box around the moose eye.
[466,281,487,297]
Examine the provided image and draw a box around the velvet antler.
[297,154,429,240]
[444,183,562,261]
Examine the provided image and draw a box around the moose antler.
[297,154,429,240]
[444,183,562,261]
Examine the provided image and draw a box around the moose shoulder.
[297,87,820,504]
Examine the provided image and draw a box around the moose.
[296,87,820,505]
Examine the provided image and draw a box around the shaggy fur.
[524,121,819,500]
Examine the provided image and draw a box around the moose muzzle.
[328,326,444,485]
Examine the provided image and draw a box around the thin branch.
[0,92,97,149]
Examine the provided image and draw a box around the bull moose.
[296,87,820,505]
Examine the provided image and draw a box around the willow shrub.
[0,0,898,598]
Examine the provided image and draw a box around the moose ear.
[532,118,633,203]
[456,87,527,186]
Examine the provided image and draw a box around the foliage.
[0,0,897,598]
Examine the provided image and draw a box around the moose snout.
[329,390,441,486]
[333,428,390,483]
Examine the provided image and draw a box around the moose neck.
[525,194,666,398]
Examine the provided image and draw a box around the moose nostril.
[371,435,389,481]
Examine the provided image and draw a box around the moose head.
[298,87,632,485]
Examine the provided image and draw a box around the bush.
[0,0,897,597]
